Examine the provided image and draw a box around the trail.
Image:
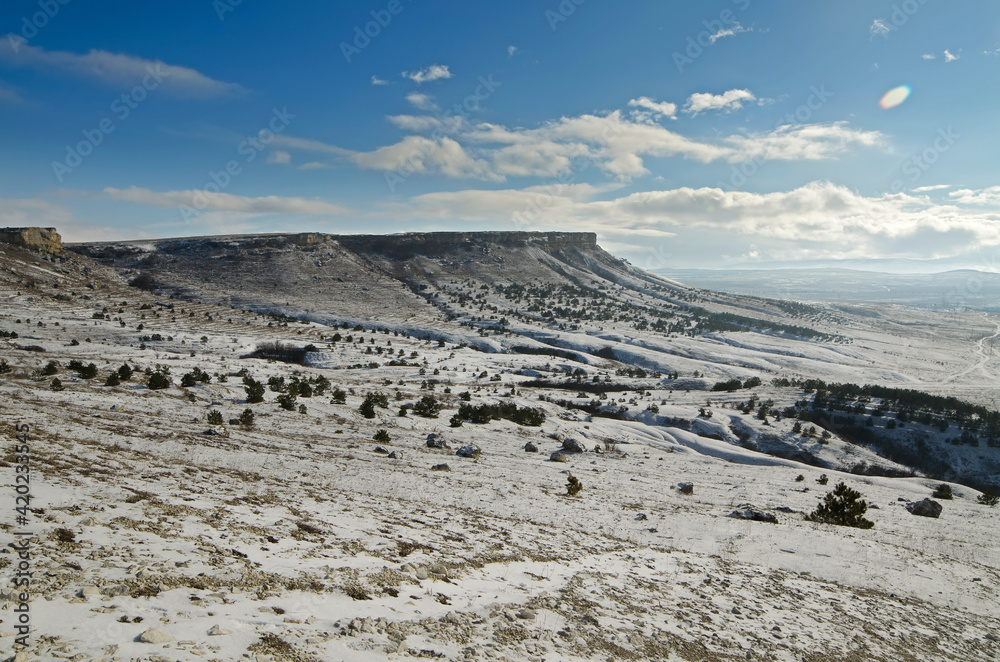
[943,313,1000,384]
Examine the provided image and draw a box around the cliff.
[0,227,63,254]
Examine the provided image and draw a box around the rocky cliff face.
[0,227,63,253]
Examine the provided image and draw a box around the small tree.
[238,408,255,428]
[932,484,954,500]
[147,372,171,390]
[566,474,582,497]
[805,482,874,529]
[78,363,98,379]
[977,489,999,507]
[42,360,59,376]
[50,377,64,391]
[817,474,829,485]
[104,372,121,386]
[374,429,391,443]
[118,363,134,380]
[277,393,297,411]
[244,377,265,403]
[412,395,441,418]
[331,388,347,404]
[359,398,376,418]
[207,410,224,425]
[0,359,10,374]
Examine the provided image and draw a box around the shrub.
[42,360,59,376]
[331,388,347,404]
[277,393,297,411]
[104,372,121,386]
[931,484,954,500]
[566,474,582,497]
[243,377,265,403]
[817,474,829,485]
[805,482,874,529]
[374,429,391,443]
[147,372,171,390]
[977,490,999,507]
[118,363,134,380]
[298,404,307,414]
[238,408,255,428]
[449,414,462,427]
[412,395,441,418]
[207,410,224,425]
[69,338,80,346]
[795,474,805,482]
[359,398,376,418]
[0,359,10,374]
[78,363,98,379]
[50,377,64,391]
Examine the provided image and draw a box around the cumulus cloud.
[507,45,518,57]
[405,92,438,110]
[949,186,1000,205]
[922,53,937,60]
[371,75,390,85]
[725,122,886,162]
[944,49,960,62]
[0,40,243,97]
[266,150,291,165]
[683,89,757,116]
[869,19,890,40]
[102,186,351,216]
[627,96,678,122]
[402,64,452,84]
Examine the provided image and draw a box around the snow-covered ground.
[1,241,999,661]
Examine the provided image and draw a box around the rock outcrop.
[0,227,63,253]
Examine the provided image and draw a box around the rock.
[517,608,536,620]
[0,227,63,254]
[138,627,173,644]
[204,426,227,436]
[677,482,694,495]
[428,562,449,577]
[430,463,451,471]
[415,567,429,580]
[550,452,568,463]
[906,498,943,518]
[456,444,481,459]
[79,516,99,527]
[593,444,602,453]
[13,651,31,662]
[374,446,389,454]
[208,624,230,636]
[727,504,778,524]
[561,438,587,453]
[388,450,402,459]
[426,434,449,449]
[523,441,538,453]
[81,586,101,596]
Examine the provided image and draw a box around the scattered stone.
[428,562,449,577]
[517,608,536,620]
[677,482,694,495]
[426,434,449,449]
[203,426,226,436]
[388,450,402,459]
[523,441,538,452]
[561,438,587,453]
[727,504,778,524]
[906,498,943,518]
[430,463,451,471]
[593,444,602,453]
[208,624,230,636]
[415,567,429,580]
[138,627,173,644]
[79,516,99,527]
[456,444,481,459]
[550,452,568,463]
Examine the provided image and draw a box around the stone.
[517,608,536,620]
[430,463,451,471]
[523,441,538,453]
[550,452,568,463]
[727,504,778,524]
[561,438,587,453]
[0,227,63,253]
[79,516,99,527]
[388,450,402,459]
[138,627,173,644]
[81,586,101,596]
[374,446,389,454]
[426,434,449,449]
[456,444,481,459]
[208,624,230,636]
[677,482,694,495]
[906,498,943,518]
[428,562,449,577]
[415,567,429,580]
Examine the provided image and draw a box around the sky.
[1,0,999,271]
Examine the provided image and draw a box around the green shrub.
[207,410,224,425]
[817,474,829,485]
[243,377,265,403]
[977,490,999,507]
[805,482,874,529]
[932,484,953,500]
[147,372,171,390]
[42,360,59,376]
[374,429,391,443]
[238,408,255,428]
[566,474,582,497]
[50,377,64,391]
[104,372,121,386]
[0,359,10,374]
[277,393,297,411]
[117,363,133,380]
[331,388,347,404]
[412,395,441,418]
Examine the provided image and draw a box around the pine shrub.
[805,482,874,529]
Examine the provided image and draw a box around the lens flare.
[879,85,912,109]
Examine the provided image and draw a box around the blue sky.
[2,0,999,269]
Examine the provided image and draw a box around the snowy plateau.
[0,229,998,662]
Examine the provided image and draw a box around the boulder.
[426,433,449,449]
[561,438,587,453]
[456,444,481,459]
[523,441,538,452]
[431,463,451,471]
[387,450,402,459]
[906,498,942,518]
[677,482,694,495]
[727,504,778,524]
[138,627,173,644]
[374,446,389,454]
[550,451,568,463]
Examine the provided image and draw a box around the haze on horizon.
[2,0,999,271]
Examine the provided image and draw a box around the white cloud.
[627,96,677,122]
[949,186,1000,205]
[269,135,354,156]
[405,92,438,110]
[944,49,960,62]
[683,89,757,116]
[0,195,122,242]
[266,150,291,165]
[102,186,351,216]
[913,184,953,193]
[402,64,452,84]
[985,45,1000,56]
[922,53,936,60]
[725,122,886,163]
[371,75,390,85]
[709,22,750,43]
[351,135,498,180]
[298,161,330,170]
[0,40,243,97]
[507,45,518,57]
[869,19,890,40]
